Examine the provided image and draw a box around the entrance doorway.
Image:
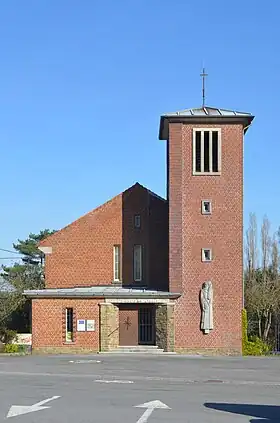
[118,304,155,346]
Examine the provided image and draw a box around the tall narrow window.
[193,129,221,174]
[133,245,142,282]
[134,214,141,229]
[66,308,73,342]
[113,245,121,282]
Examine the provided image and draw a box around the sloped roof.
[159,105,254,139]
[39,182,166,248]
[163,106,252,117]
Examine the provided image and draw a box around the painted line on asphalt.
[69,360,101,364]
[1,371,280,387]
[95,379,134,384]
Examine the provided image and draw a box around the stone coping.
[23,286,181,301]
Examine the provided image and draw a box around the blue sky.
[0,0,278,264]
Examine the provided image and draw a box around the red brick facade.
[28,107,253,355]
[40,194,123,288]
[40,183,168,290]
[32,298,100,352]
[169,123,244,354]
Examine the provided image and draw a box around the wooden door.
[119,305,139,346]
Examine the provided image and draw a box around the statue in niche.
[200,281,213,334]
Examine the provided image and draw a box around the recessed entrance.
[118,304,155,346]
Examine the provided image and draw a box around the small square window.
[134,215,141,229]
[202,200,212,215]
[202,248,212,262]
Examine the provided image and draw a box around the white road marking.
[69,360,101,364]
[1,371,280,387]
[135,400,171,423]
[95,379,134,384]
[7,395,60,418]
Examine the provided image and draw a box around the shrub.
[17,344,30,353]
[242,309,271,355]
[242,309,248,354]
[245,336,271,356]
[4,344,19,354]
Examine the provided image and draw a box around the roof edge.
[23,289,181,300]
[159,114,254,140]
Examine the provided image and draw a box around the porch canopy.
[24,286,181,302]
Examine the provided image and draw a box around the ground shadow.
[205,402,280,422]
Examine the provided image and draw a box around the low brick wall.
[32,347,99,355]
[174,347,242,356]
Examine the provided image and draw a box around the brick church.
[25,104,254,355]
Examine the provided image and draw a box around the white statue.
[200,281,213,334]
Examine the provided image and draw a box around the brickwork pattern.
[169,124,183,293]
[41,195,123,288]
[122,185,150,286]
[149,195,169,291]
[169,123,244,354]
[32,298,100,353]
[40,183,168,290]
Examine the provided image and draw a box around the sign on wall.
[77,319,86,332]
[86,320,95,332]
[12,333,32,345]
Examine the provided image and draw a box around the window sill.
[193,172,221,176]
[63,342,76,345]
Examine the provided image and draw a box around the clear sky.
[0,0,278,264]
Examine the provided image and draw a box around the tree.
[0,229,55,331]
[13,230,55,266]
[244,214,280,342]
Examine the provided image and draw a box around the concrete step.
[101,345,169,354]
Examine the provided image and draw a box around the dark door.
[119,305,139,346]
[139,306,155,345]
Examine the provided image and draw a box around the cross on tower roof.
[200,68,208,107]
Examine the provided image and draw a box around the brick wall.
[149,195,168,291]
[42,195,123,288]
[41,183,168,291]
[122,184,168,290]
[32,298,100,353]
[122,185,150,286]
[169,123,244,354]
[169,124,183,294]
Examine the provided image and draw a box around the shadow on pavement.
[204,402,280,422]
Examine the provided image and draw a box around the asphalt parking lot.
[0,353,280,422]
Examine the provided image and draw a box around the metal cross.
[200,67,208,107]
[124,316,132,330]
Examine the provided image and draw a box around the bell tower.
[159,103,254,354]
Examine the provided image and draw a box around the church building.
[24,102,254,355]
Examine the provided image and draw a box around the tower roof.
[159,105,254,140]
